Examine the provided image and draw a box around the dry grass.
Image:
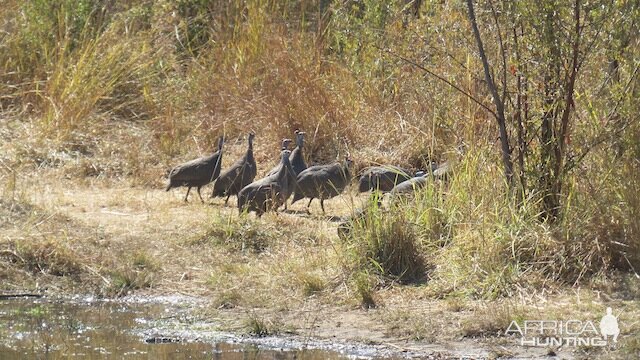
[0,196,107,293]
[460,301,528,338]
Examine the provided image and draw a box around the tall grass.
[343,147,640,298]
[425,151,631,298]
[41,25,156,135]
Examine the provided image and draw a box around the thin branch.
[466,0,513,183]
[557,0,582,163]
[574,2,613,75]
[564,63,640,174]
[488,0,511,107]
[407,29,471,72]
[374,45,497,118]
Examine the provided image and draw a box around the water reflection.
[0,298,353,359]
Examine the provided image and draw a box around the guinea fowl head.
[281,138,293,150]
[295,131,305,148]
[429,160,438,173]
[281,150,292,163]
[344,157,354,169]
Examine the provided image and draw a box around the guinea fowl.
[389,161,449,196]
[289,130,307,176]
[166,136,224,202]
[358,165,412,193]
[266,138,293,176]
[211,132,257,205]
[274,130,307,210]
[237,150,294,217]
[389,171,428,195]
[291,158,353,214]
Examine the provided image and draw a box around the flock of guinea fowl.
[165,130,449,217]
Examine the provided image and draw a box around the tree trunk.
[538,0,582,222]
[465,0,514,185]
[513,24,527,194]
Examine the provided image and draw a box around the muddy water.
[0,297,383,359]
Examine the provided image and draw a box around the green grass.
[131,251,158,271]
[197,215,277,253]
[25,304,49,319]
[295,272,326,296]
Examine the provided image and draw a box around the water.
[0,297,380,359]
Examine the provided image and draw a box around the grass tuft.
[8,239,83,277]
[383,310,432,341]
[108,268,155,297]
[131,251,158,271]
[213,290,243,309]
[353,271,377,309]
[245,314,282,337]
[294,272,326,297]
[345,195,427,284]
[461,301,527,338]
[106,251,157,296]
[196,215,282,253]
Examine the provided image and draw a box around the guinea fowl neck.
[245,148,254,163]
[277,155,290,177]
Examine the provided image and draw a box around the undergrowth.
[343,150,640,299]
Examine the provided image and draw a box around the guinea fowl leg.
[197,186,204,203]
[306,198,313,214]
[320,199,326,215]
[184,187,191,202]
[225,194,231,206]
